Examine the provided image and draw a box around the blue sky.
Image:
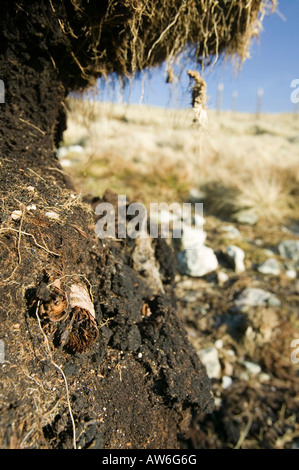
[99,1,299,113]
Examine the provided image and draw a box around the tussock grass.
[203,168,295,224]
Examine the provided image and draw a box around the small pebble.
[222,375,233,389]
[257,258,280,276]
[45,211,59,220]
[214,397,222,408]
[215,339,223,349]
[286,269,296,279]
[217,271,229,285]
[197,346,221,379]
[11,210,22,220]
[223,362,234,377]
[225,245,245,273]
[239,371,249,381]
[243,360,261,376]
[259,373,271,383]
[26,204,36,211]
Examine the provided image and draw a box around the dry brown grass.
[67,0,277,80]
[60,99,299,225]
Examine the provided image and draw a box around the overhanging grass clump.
[50,0,277,85]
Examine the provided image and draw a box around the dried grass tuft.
[64,0,277,82]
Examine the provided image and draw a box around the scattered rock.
[257,258,280,276]
[278,240,299,265]
[180,224,207,250]
[259,373,271,383]
[267,296,281,307]
[197,347,221,379]
[215,339,223,349]
[239,371,249,381]
[177,246,218,277]
[26,204,37,211]
[45,211,60,220]
[234,211,259,226]
[193,213,206,228]
[57,145,84,158]
[285,269,297,279]
[243,360,261,376]
[180,291,202,303]
[56,146,68,158]
[223,361,234,377]
[220,225,241,239]
[217,271,229,285]
[222,375,233,389]
[60,158,72,168]
[68,145,84,153]
[11,210,22,220]
[224,245,245,273]
[234,287,280,310]
[188,188,205,202]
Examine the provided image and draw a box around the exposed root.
[0,228,61,257]
[35,301,77,449]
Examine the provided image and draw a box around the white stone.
[26,204,36,211]
[234,287,279,309]
[278,240,299,262]
[177,246,218,278]
[56,146,68,158]
[226,349,235,357]
[60,158,72,168]
[222,375,233,389]
[217,271,229,285]
[45,211,60,220]
[68,145,84,153]
[243,360,261,376]
[188,188,205,202]
[214,397,222,408]
[225,245,245,273]
[235,211,259,226]
[180,224,207,250]
[239,371,249,381]
[193,213,206,227]
[197,346,221,379]
[215,339,223,349]
[259,373,271,383]
[220,225,241,239]
[285,269,296,279]
[11,210,22,220]
[257,258,280,276]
